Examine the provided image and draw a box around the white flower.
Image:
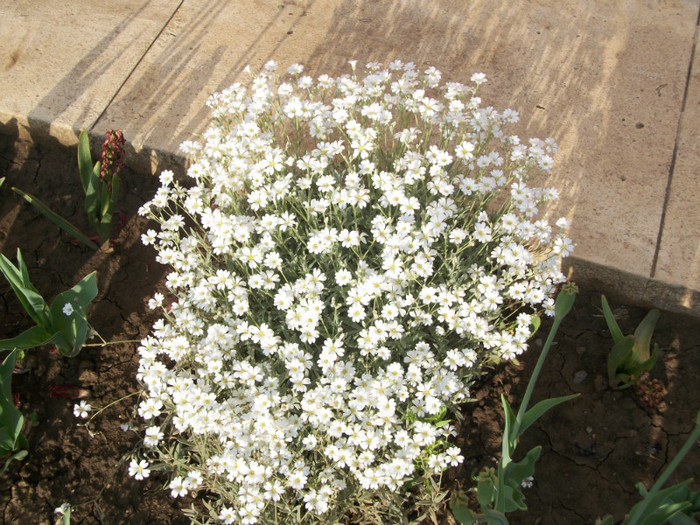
[128,459,151,480]
[144,425,164,447]
[147,292,164,310]
[287,469,308,490]
[218,507,237,524]
[169,476,189,498]
[73,400,91,419]
[62,303,74,316]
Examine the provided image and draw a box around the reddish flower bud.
[100,129,126,185]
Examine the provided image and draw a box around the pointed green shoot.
[632,308,660,362]
[0,250,51,327]
[77,129,95,194]
[601,295,625,344]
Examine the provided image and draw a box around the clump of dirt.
[1,133,699,524]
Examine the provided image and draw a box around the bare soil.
[1,133,698,524]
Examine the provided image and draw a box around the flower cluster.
[134,60,571,524]
[100,129,126,187]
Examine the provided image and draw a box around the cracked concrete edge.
[2,114,699,319]
[564,257,700,318]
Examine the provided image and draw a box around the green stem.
[81,340,141,347]
[83,391,139,427]
[512,314,563,437]
[496,284,577,512]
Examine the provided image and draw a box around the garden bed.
[0,133,698,525]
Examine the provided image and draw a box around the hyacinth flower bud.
[100,129,126,190]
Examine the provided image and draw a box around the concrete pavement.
[1,0,699,316]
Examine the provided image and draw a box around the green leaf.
[98,208,112,245]
[0,325,54,352]
[12,187,98,250]
[528,315,541,339]
[99,181,110,218]
[476,468,497,509]
[48,272,98,357]
[502,446,541,495]
[632,309,660,362]
[630,480,694,525]
[597,516,615,525]
[608,335,635,386]
[451,492,476,525]
[554,283,578,320]
[501,395,516,456]
[0,177,5,188]
[16,249,31,290]
[0,350,17,400]
[451,505,475,525]
[0,250,51,327]
[78,129,94,194]
[601,295,625,344]
[519,394,579,435]
[641,501,692,525]
[0,350,28,472]
[0,449,28,475]
[481,507,510,524]
[624,349,659,379]
[83,160,102,232]
[84,176,98,221]
[669,508,697,525]
[110,173,120,207]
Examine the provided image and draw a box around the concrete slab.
[0,0,180,146]
[652,18,700,313]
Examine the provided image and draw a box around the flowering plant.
[134,60,572,524]
[80,128,125,247]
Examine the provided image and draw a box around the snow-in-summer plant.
[133,60,573,524]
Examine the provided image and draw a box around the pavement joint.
[650,4,700,280]
[90,1,186,133]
